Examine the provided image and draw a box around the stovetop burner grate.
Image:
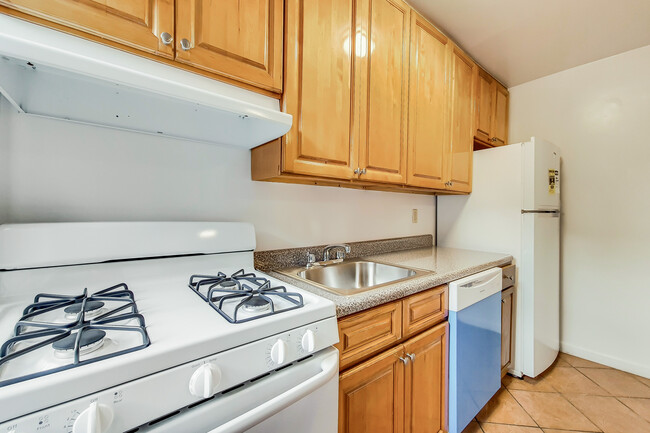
[0,283,150,387]
[188,269,304,324]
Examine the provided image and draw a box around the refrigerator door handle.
[521,210,560,215]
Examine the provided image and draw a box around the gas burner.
[53,329,106,359]
[241,296,271,313]
[63,300,105,321]
[189,270,304,323]
[0,283,150,387]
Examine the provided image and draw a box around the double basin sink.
[278,259,432,296]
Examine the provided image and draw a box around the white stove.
[0,223,339,433]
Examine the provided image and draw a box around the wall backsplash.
[0,98,435,251]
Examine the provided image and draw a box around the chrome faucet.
[322,244,351,261]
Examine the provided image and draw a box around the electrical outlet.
[412,209,418,223]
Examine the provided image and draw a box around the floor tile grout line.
[575,365,650,398]
[503,387,542,428]
[610,394,650,426]
[569,367,612,397]
[554,391,604,433]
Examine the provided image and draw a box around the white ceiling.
[408,0,650,87]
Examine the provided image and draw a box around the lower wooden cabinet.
[404,323,448,433]
[501,287,514,376]
[339,345,405,433]
[339,321,448,433]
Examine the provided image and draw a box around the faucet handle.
[306,252,316,267]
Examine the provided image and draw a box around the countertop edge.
[267,254,513,318]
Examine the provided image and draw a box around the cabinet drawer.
[336,301,402,370]
[502,264,515,289]
[402,285,448,338]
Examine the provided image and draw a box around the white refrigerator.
[438,137,561,378]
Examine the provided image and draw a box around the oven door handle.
[208,350,339,433]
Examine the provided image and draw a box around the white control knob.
[73,402,114,433]
[301,329,316,353]
[270,339,288,364]
[189,363,222,398]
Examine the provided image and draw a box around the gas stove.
[0,283,149,387]
[0,223,338,432]
[189,269,305,323]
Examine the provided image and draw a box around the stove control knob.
[73,402,114,433]
[270,338,288,364]
[301,329,316,353]
[189,363,222,398]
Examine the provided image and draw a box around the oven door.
[141,347,339,433]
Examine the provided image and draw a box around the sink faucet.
[322,244,351,261]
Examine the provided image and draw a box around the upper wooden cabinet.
[281,0,357,179]
[405,12,449,190]
[175,0,283,92]
[281,0,410,183]
[356,0,410,184]
[0,0,174,57]
[474,68,495,143]
[492,82,509,145]
[0,0,282,94]
[446,44,476,193]
[474,66,509,147]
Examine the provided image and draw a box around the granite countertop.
[267,246,512,317]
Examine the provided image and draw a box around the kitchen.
[0,0,649,432]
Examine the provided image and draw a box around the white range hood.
[0,15,292,148]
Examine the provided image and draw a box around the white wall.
[0,100,434,251]
[508,45,650,376]
[0,99,11,223]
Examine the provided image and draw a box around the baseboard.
[560,342,650,378]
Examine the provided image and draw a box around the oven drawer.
[141,347,339,433]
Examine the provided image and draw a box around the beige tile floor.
[462,353,650,433]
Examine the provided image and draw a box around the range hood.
[0,15,292,148]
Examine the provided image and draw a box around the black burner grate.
[0,283,150,387]
[188,269,304,323]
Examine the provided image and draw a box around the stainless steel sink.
[280,259,432,296]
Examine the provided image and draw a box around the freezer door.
[522,137,561,211]
[520,212,560,377]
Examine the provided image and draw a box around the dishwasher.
[448,267,503,433]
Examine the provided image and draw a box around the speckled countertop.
[265,246,512,317]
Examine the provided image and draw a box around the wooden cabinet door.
[175,0,282,92]
[355,0,410,184]
[282,0,358,180]
[474,67,494,143]
[492,82,509,146]
[0,0,174,58]
[501,287,514,376]
[446,44,475,193]
[403,322,448,433]
[339,345,406,433]
[405,12,449,190]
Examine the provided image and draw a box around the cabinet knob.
[160,32,173,46]
[399,356,409,365]
[406,353,416,362]
[354,168,360,174]
[180,38,192,51]
[361,168,367,175]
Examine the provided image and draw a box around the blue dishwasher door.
[449,291,501,433]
